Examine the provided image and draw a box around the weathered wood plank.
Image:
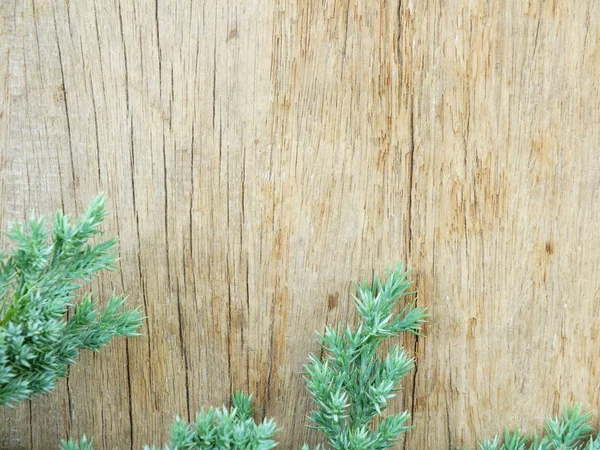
[0,0,599,449]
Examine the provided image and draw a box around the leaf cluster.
[302,264,428,449]
[0,194,143,405]
[56,264,427,450]
[475,406,600,450]
[61,393,277,450]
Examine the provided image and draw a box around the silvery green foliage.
[63,393,278,450]
[0,194,143,406]
[144,392,278,450]
[60,436,93,450]
[476,406,600,450]
[51,263,600,450]
[61,265,425,450]
[303,264,428,450]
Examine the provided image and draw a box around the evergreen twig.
[301,263,427,450]
[475,405,600,450]
[0,194,143,406]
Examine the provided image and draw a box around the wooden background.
[1,0,599,448]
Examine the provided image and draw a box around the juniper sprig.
[60,392,278,450]
[144,392,278,450]
[476,405,600,450]
[302,263,428,450]
[0,194,143,406]
[60,435,94,450]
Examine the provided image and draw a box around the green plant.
[61,435,94,450]
[474,405,600,450]
[0,194,143,406]
[10,242,597,450]
[60,264,427,449]
[301,265,427,449]
[61,393,277,450]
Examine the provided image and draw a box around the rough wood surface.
[1,0,599,448]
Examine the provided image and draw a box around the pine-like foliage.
[62,393,278,450]
[146,392,278,450]
[302,264,428,450]
[60,435,94,450]
[40,260,600,450]
[59,265,425,450]
[476,406,600,450]
[0,194,143,405]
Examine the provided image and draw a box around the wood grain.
[0,0,599,448]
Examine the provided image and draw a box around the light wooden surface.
[1,0,599,448]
